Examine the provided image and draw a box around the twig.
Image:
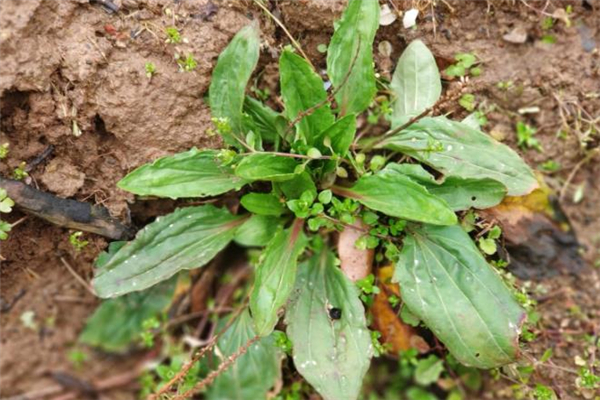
[320,213,399,243]
[59,257,96,295]
[252,0,314,70]
[559,148,599,201]
[149,307,246,400]
[172,335,261,400]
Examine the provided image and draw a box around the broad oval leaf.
[235,153,299,182]
[280,49,334,144]
[393,224,525,368]
[117,149,246,199]
[391,40,442,123]
[207,310,282,400]
[250,219,307,337]
[92,205,245,298]
[327,0,379,115]
[314,114,357,157]
[385,163,507,211]
[377,117,538,196]
[209,22,260,146]
[240,193,286,216]
[286,250,373,400]
[335,167,457,225]
[234,215,283,247]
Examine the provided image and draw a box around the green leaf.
[235,153,299,182]
[240,193,285,216]
[280,49,334,144]
[391,40,441,123]
[327,0,379,115]
[285,250,372,400]
[415,355,444,386]
[243,96,288,143]
[250,219,307,336]
[117,149,247,199]
[387,163,506,211]
[277,171,317,199]
[80,278,176,352]
[234,215,282,247]
[393,224,525,368]
[92,205,245,298]
[377,117,538,196]
[314,114,357,156]
[207,310,282,400]
[209,22,260,145]
[335,167,457,225]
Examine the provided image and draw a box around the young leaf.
[334,167,457,225]
[280,49,334,144]
[285,250,372,400]
[117,149,247,199]
[92,206,245,298]
[234,215,283,247]
[209,22,260,145]
[393,224,525,368]
[240,193,286,216]
[207,310,282,400]
[327,0,379,115]
[314,114,357,156]
[235,153,299,182]
[377,117,538,196]
[391,40,442,123]
[243,96,288,143]
[250,219,307,337]
[385,163,507,211]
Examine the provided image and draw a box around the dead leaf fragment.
[337,219,373,282]
[503,27,528,44]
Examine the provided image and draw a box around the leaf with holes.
[377,117,538,196]
[393,224,525,368]
[327,0,379,115]
[117,149,247,199]
[286,249,372,400]
[385,163,507,211]
[92,205,245,298]
[334,166,457,225]
[209,22,260,146]
[250,219,307,336]
[391,40,442,124]
[280,49,334,144]
[207,310,282,400]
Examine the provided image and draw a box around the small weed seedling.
[69,231,89,252]
[87,1,540,399]
[145,62,157,78]
[0,188,14,240]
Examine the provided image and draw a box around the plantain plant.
[89,0,538,398]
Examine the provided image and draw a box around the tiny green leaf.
[117,149,247,199]
[377,117,538,196]
[286,249,372,400]
[415,355,444,386]
[207,310,282,400]
[280,49,334,144]
[209,22,260,146]
[235,153,299,182]
[92,206,245,298]
[250,219,307,337]
[240,193,285,216]
[327,0,380,115]
[391,40,441,122]
[335,166,457,225]
[394,224,525,368]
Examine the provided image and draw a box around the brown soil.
[1,1,599,399]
